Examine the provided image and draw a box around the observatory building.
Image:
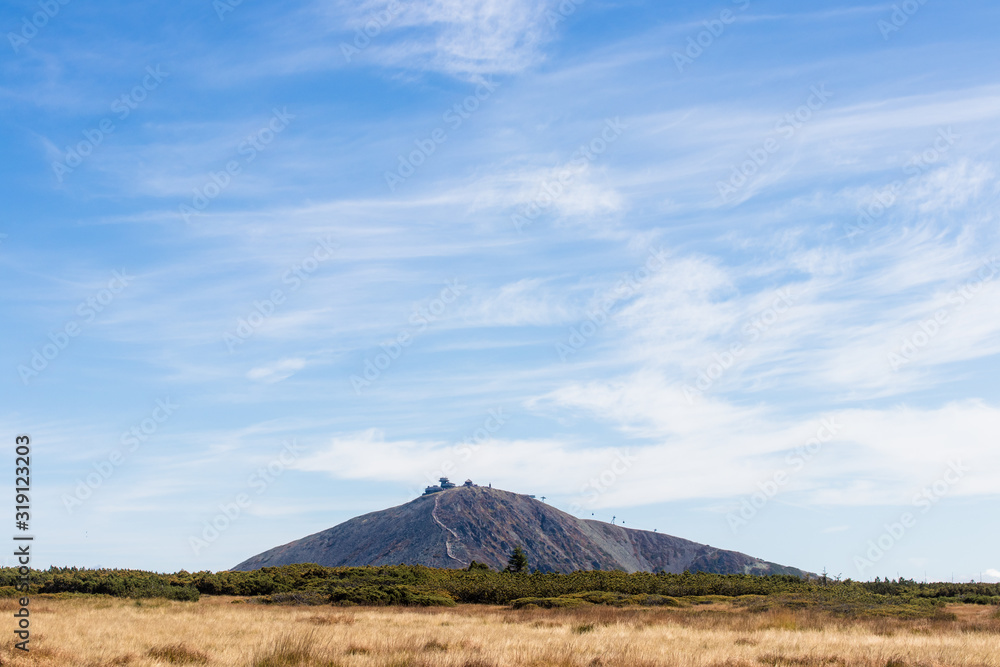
[423,477,475,495]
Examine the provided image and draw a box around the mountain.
[232,485,808,576]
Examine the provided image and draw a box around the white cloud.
[552,219,1000,403]
[532,362,1000,507]
[290,382,1000,511]
[465,161,626,226]
[246,358,308,383]
[908,159,996,214]
[463,278,575,326]
[337,0,559,78]
[292,427,621,498]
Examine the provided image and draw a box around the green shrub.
[327,584,455,607]
[960,594,999,605]
[7,565,999,614]
[257,591,328,606]
[628,594,685,607]
[511,597,590,609]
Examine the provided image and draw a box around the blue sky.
[2,0,998,581]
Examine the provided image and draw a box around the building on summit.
[423,477,472,495]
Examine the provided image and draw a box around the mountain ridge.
[232,485,808,576]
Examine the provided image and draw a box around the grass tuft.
[345,644,371,655]
[250,631,317,667]
[423,639,449,651]
[146,643,209,664]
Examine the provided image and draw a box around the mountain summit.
[232,483,807,576]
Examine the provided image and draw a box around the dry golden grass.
[1,595,997,667]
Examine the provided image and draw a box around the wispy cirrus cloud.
[247,358,308,383]
[330,0,561,78]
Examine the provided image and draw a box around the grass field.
[2,595,998,667]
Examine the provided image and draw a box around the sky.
[1,0,998,582]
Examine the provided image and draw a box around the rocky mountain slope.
[232,485,807,576]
